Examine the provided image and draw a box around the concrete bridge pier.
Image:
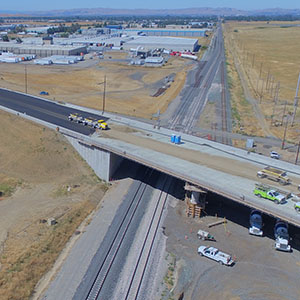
[66,136,123,182]
[185,183,207,218]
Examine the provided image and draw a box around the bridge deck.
[0,88,299,227]
[79,111,300,227]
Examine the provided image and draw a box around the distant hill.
[1,7,300,17]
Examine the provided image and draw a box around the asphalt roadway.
[0,88,109,135]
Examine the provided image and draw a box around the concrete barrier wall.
[66,136,123,182]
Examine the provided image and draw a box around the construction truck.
[253,183,286,204]
[93,119,108,130]
[249,210,263,236]
[83,117,95,126]
[68,113,84,123]
[69,113,108,130]
[257,166,290,185]
[274,220,291,252]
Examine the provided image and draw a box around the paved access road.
[0,88,108,135]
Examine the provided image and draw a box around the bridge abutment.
[66,136,123,182]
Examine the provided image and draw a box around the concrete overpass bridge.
[1,88,300,228]
[63,111,300,228]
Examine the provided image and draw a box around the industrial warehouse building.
[0,43,87,57]
[123,36,198,52]
[124,29,207,37]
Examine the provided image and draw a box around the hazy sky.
[1,0,300,11]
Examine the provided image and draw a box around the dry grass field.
[0,110,108,300]
[0,55,189,119]
[224,21,300,141]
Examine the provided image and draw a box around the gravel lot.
[163,189,300,300]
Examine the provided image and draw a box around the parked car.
[40,91,49,95]
[198,246,234,266]
[270,151,280,159]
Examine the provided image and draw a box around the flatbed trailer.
[257,166,290,185]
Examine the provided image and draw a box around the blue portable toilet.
[175,135,181,144]
[171,134,176,143]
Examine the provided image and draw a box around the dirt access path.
[233,52,275,138]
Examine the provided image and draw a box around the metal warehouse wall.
[123,42,197,52]
[0,46,87,57]
[124,29,206,37]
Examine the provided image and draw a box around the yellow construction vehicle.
[93,119,108,130]
[257,166,290,185]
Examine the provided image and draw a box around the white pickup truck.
[198,246,234,266]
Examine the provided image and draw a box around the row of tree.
[47,23,80,35]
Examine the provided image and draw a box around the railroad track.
[220,61,229,145]
[82,169,171,300]
[219,28,232,146]
[124,176,171,300]
[167,26,225,134]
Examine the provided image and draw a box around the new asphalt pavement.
[0,88,109,135]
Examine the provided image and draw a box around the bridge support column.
[191,191,200,204]
[65,136,123,182]
[185,183,207,218]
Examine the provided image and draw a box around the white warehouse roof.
[123,36,198,52]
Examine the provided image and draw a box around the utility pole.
[266,70,270,92]
[259,62,263,78]
[271,83,280,124]
[281,100,287,125]
[102,75,106,114]
[295,141,300,165]
[97,75,107,115]
[270,76,274,97]
[260,79,264,103]
[252,54,255,68]
[281,115,289,150]
[276,82,280,103]
[24,64,28,94]
[291,72,300,126]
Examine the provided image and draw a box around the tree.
[2,35,9,42]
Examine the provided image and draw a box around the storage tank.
[180,53,198,61]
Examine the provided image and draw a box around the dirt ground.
[223,22,300,142]
[163,192,300,300]
[0,110,107,299]
[0,54,189,119]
